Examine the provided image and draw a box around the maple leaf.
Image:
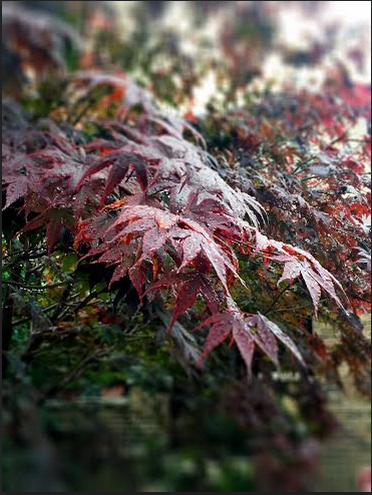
[156,307,202,366]
[73,70,155,115]
[199,313,236,364]
[232,320,256,377]
[73,178,106,218]
[248,314,305,367]
[199,309,305,375]
[99,205,233,271]
[76,190,254,338]
[76,150,149,199]
[157,273,204,330]
[30,144,90,193]
[255,231,345,315]
[183,191,248,240]
[148,271,221,331]
[3,127,100,216]
[19,209,75,254]
[81,121,263,225]
[247,313,279,367]
[3,174,30,210]
[2,148,39,209]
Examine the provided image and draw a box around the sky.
[327,1,371,25]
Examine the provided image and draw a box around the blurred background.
[2,1,371,492]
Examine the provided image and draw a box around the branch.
[264,284,292,316]
[40,349,109,402]
[12,303,60,327]
[267,303,314,316]
[293,156,317,174]
[2,280,68,290]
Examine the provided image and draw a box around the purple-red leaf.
[233,324,255,377]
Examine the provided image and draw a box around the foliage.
[2,1,371,492]
[2,2,80,93]
[3,72,351,376]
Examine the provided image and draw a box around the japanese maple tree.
[2,1,371,491]
[3,69,360,377]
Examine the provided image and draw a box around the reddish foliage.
[2,70,368,375]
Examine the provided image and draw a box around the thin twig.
[293,156,317,174]
[267,303,313,316]
[264,284,291,315]
[301,175,322,182]
[328,128,351,147]
[2,250,47,262]
[41,349,109,401]
[12,303,60,327]
[3,280,68,290]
